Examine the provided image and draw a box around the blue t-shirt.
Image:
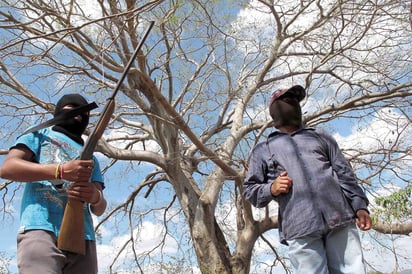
[14,128,104,241]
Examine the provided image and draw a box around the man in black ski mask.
[0,93,107,273]
[244,85,371,274]
[53,94,91,145]
[268,85,305,129]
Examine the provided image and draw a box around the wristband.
[55,164,60,179]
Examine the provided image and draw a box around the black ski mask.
[269,85,305,129]
[269,97,302,128]
[52,94,90,144]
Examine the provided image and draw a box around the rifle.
[57,21,155,255]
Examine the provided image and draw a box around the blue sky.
[1,0,412,273]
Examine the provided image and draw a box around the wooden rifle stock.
[57,21,154,254]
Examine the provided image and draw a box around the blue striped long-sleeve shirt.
[243,126,369,244]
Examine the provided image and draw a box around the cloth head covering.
[269,85,305,128]
[52,94,90,144]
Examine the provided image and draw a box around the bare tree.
[0,0,411,273]
[0,251,11,274]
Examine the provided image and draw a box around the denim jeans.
[287,223,366,274]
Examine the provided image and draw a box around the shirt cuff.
[263,182,275,200]
[351,197,369,213]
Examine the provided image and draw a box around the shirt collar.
[267,125,315,139]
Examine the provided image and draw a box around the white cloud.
[232,0,409,94]
[334,108,409,150]
[232,0,331,52]
[333,108,411,175]
[97,221,178,272]
[105,131,161,153]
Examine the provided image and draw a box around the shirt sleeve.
[317,129,369,212]
[11,131,43,160]
[243,143,274,208]
[91,156,105,189]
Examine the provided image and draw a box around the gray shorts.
[17,230,98,274]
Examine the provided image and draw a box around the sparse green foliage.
[375,185,412,222]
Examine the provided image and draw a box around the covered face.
[268,85,305,128]
[53,94,90,144]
